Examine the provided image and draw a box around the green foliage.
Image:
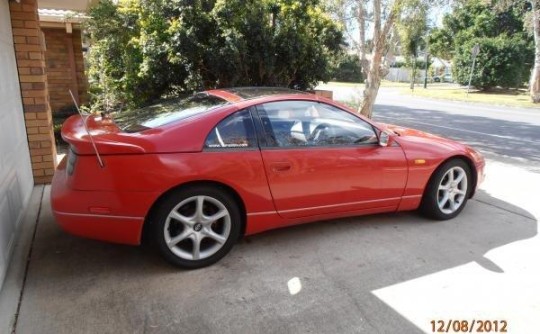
[331,54,364,83]
[86,0,343,110]
[454,36,533,90]
[396,0,428,64]
[52,105,78,145]
[428,27,452,60]
[428,0,534,90]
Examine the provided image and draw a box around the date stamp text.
[430,320,508,333]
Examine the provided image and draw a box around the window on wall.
[205,109,257,149]
[256,101,378,147]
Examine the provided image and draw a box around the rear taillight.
[67,147,77,175]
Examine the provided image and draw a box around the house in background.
[385,56,414,83]
[0,0,93,290]
[385,55,453,83]
[431,56,452,76]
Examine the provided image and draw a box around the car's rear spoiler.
[69,90,105,167]
[61,114,146,156]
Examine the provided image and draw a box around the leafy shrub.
[454,36,533,90]
[86,0,343,111]
[429,0,534,90]
[332,54,363,83]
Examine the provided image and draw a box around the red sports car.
[51,87,485,268]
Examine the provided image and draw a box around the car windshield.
[113,93,228,132]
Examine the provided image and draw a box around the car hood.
[381,122,458,145]
[378,123,481,162]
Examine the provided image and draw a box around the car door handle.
[271,162,292,172]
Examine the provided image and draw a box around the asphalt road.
[318,84,540,172]
[7,86,540,334]
[376,90,540,171]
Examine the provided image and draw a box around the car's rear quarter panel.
[53,149,277,244]
[71,151,274,209]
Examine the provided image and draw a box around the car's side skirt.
[245,205,399,235]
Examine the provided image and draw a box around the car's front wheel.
[152,186,241,268]
[420,159,472,220]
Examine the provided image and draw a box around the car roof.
[207,87,307,102]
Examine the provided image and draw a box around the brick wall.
[9,0,56,184]
[43,28,88,113]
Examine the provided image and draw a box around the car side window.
[256,101,378,147]
[205,109,257,149]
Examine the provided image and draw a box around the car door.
[254,100,408,219]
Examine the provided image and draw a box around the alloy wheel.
[437,166,468,215]
[164,195,231,261]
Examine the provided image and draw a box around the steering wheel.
[308,123,330,144]
[354,134,377,144]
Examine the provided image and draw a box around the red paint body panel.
[52,150,276,244]
[51,90,485,246]
[387,124,486,197]
[246,206,398,235]
[51,158,148,245]
[260,145,407,218]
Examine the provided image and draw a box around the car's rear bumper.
[51,157,157,245]
[51,210,144,245]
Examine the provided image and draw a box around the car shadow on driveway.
[15,187,537,334]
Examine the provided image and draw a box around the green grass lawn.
[319,81,538,109]
[319,81,410,89]
[400,84,538,108]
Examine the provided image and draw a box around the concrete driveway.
[2,157,538,333]
[2,86,540,333]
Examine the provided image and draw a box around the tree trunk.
[360,57,383,119]
[357,2,369,78]
[410,56,417,91]
[358,0,399,118]
[531,0,540,103]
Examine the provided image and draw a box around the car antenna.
[69,89,105,168]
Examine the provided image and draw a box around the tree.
[531,1,540,102]
[395,0,428,89]
[325,0,443,118]
[493,0,540,102]
[86,0,343,110]
[429,0,534,91]
[356,0,403,118]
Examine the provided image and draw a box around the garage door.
[0,2,34,288]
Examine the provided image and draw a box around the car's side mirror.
[379,131,390,147]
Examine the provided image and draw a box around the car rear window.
[113,94,228,132]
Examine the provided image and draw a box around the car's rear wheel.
[420,159,471,220]
[152,186,241,268]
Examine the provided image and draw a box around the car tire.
[420,159,472,220]
[151,185,241,269]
